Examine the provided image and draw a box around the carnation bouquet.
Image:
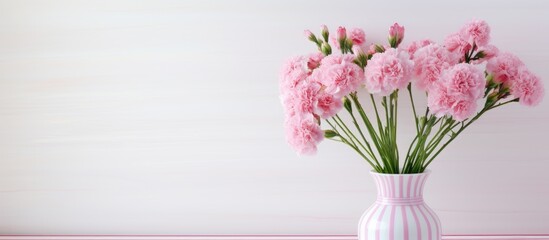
[279,20,544,174]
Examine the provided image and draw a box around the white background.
[0,0,548,235]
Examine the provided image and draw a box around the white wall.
[0,0,548,235]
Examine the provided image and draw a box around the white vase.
[358,170,441,240]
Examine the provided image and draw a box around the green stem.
[370,94,385,143]
[407,84,420,134]
[422,98,519,170]
[351,94,388,172]
[331,116,358,148]
[345,101,381,166]
[422,111,484,170]
[325,119,379,170]
[334,114,374,159]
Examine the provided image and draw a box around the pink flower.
[406,39,433,59]
[280,56,307,95]
[337,26,347,41]
[367,44,377,55]
[285,116,324,155]
[460,20,491,47]
[427,85,457,118]
[307,52,324,70]
[427,63,485,121]
[450,98,477,121]
[292,81,322,118]
[471,44,499,64]
[315,93,343,118]
[281,94,297,118]
[427,83,477,121]
[412,43,459,91]
[510,68,544,106]
[389,23,405,45]
[443,63,485,99]
[444,32,471,56]
[348,28,366,45]
[479,44,499,60]
[486,52,525,84]
[315,54,364,98]
[364,48,414,96]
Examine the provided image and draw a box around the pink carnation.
[285,116,324,155]
[486,52,524,84]
[406,39,433,59]
[427,63,485,121]
[412,43,459,91]
[330,36,341,50]
[348,28,366,45]
[307,52,324,70]
[292,81,321,118]
[427,84,478,121]
[280,56,307,94]
[443,63,485,99]
[366,44,377,55]
[471,45,499,64]
[315,93,343,118]
[444,32,471,57]
[315,54,364,98]
[510,68,544,106]
[479,44,499,60]
[460,20,491,47]
[364,48,414,96]
[450,98,478,121]
[427,85,456,118]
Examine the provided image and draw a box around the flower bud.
[321,24,329,42]
[388,23,405,47]
[475,51,486,59]
[324,129,338,138]
[343,96,352,113]
[352,45,367,68]
[304,29,318,43]
[336,26,347,41]
[352,45,364,56]
[321,42,332,55]
[485,91,499,107]
[374,44,386,53]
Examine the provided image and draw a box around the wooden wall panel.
[0,0,548,235]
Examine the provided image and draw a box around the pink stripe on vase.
[417,205,433,240]
[389,205,396,240]
[401,206,409,240]
[409,203,422,240]
[375,206,388,240]
[413,174,422,197]
[399,175,404,198]
[383,175,389,198]
[406,174,413,198]
[423,205,441,238]
[389,176,396,198]
[358,203,380,239]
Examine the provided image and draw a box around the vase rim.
[369,169,431,176]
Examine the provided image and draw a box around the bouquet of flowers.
[279,20,544,174]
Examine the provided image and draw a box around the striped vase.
[358,170,441,240]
